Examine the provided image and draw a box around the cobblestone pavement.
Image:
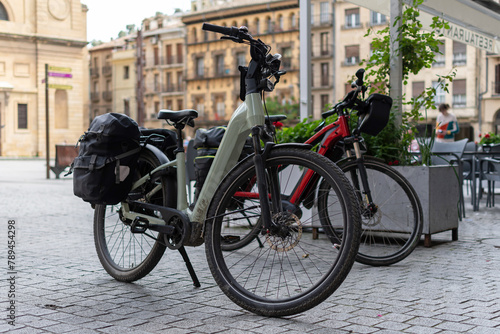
[1,159,499,333]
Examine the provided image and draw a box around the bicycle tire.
[320,157,423,266]
[94,148,176,282]
[205,147,361,317]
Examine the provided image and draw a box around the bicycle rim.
[205,148,360,316]
[338,158,423,266]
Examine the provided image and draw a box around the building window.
[0,2,9,20]
[281,47,292,70]
[254,18,260,34]
[215,54,225,76]
[290,13,296,29]
[266,16,273,33]
[177,43,183,63]
[432,81,446,105]
[124,99,130,116]
[371,11,386,25]
[495,64,500,95]
[412,81,425,107]
[55,90,68,129]
[345,8,360,28]
[216,98,225,120]
[433,41,445,67]
[452,79,466,108]
[345,45,360,65]
[18,104,28,129]
[320,94,329,111]
[195,57,204,77]
[277,15,284,31]
[166,44,172,64]
[320,32,330,55]
[453,41,467,66]
[177,99,183,110]
[320,63,329,86]
[311,64,315,87]
[320,2,330,24]
[154,74,159,92]
[177,71,183,91]
[236,52,246,67]
[154,47,159,65]
[310,4,315,25]
[124,66,129,79]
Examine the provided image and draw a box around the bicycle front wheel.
[320,157,423,266]
[94,149,176,282]
[205,147,361,317]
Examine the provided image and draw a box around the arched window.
[192,27,197,43]
[290,13,296,28]
[0,2,9,21]
[55,90,68,129]
[254,18,260,35]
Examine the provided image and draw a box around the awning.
[346,0,500,54]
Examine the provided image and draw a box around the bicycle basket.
[357,93,392,136]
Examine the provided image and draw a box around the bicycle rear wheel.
[94,149,176,282]
[320,157,422,266]
[205,147,361,317]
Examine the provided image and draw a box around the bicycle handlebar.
[202,23,240,37]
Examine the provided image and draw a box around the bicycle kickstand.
[178,246,201,288]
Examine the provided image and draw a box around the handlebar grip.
[355,68,365,86]
[202,23,239,37]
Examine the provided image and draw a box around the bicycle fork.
[347,139,378,217]
[251,126,282,233]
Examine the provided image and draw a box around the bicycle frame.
[120,93,265,227]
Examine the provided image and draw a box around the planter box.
[394,165,460,247]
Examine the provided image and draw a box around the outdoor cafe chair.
[430,138,469,219]
[479,157,500,208]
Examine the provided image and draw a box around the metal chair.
[479,157,500,207]
[462,141,478,200]
[430,138,469,219]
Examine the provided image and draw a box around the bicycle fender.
[143,143,171,165]
[271,143,313,151]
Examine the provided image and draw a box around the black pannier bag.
[192,126,252,201]
[358,93,392,136]
[71,113,141,205]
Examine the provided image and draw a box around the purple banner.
[48,72,72,78]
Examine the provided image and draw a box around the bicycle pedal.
[131,217,149,233]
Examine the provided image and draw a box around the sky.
[83,0,191,42]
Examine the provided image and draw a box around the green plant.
[479,132,500,146]
[360,0,456,165]
[276,115,337,145]
[264,96,299,122]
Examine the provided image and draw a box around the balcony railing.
[102,91,112,101]
[162,83,185,93]
[102,65,112,76]
[90,92,100,102]
[90,67,99,78]
[494,81,500,95]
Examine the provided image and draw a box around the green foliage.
[479,132,500,146]
[276,115,338,145]
[359,0,456,165]
[264,96,299,122]
[362,0,450,91]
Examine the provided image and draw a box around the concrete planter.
[394,165,460,247]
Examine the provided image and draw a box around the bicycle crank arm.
[123,201,191,250]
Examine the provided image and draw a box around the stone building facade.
[0,0,88,157]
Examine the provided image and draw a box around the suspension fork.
[347,139,377,213]
[251,126,281,232]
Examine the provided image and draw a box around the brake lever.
[221,36,243,43]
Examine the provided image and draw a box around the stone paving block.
[3,160,500,334]
[435,320,475,332]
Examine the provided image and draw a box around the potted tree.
[361,0,461,246]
